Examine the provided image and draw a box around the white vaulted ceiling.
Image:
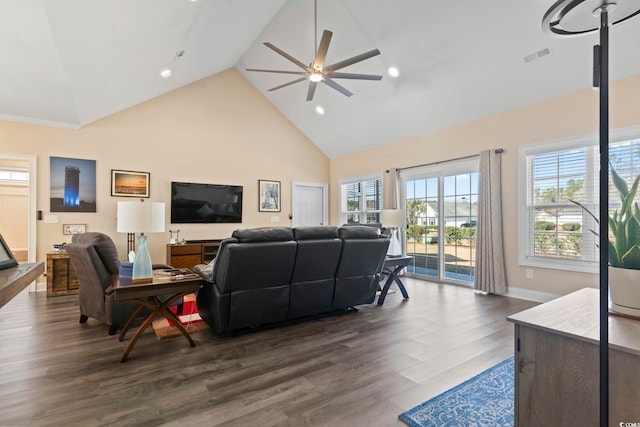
[2,0,640,158]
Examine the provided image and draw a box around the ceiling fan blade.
[322,78,353,97]
[246,68,308,76]
[306,81,318,101]
[263,42,310,71]
[268,77,308,92]
[329,72,383,80]
[324,49,381,72]
[312,30,333,70]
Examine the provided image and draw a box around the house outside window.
[340,174,382,225]
[519,126,640,273]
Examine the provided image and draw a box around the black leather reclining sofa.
[195,225,389,334]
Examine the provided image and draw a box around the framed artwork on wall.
[259,180,281,212]
[111,169,150,197]
[50,156,97,212]
[63,224,86,235]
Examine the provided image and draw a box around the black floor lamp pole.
[597,8,610,426]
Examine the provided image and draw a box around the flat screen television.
[171,181,243,224]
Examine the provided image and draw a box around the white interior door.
[292,182,328,227]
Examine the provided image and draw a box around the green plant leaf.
[575,163,640,269]
[609,240,621,267]
[611,164,630,198]
[626,216,640,249]
[621,245,640,270]
[620,175,640,218]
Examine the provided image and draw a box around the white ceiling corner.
[1,0,639,158]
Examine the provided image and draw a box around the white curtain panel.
[474,150,507,294]
[383,168,399,210]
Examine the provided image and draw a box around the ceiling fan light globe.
[309,73,323,82]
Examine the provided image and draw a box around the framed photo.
[63,224,86,235]
[259,180,281,212]
[0,233,18,270]
[111,169,150,198]
[50,156,97,212]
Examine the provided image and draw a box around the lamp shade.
[117,201,165,233]
[381,209,405,228]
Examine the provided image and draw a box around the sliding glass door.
[403,164,478,285]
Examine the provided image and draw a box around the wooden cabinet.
[508,288,640,426]
[46,251,79,296]
[166,240,221,270]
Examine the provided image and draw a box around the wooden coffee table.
[109,273,202,362]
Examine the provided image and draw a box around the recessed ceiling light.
[160,69,172,79]
[315,106,325,115]
[388,67,399,78]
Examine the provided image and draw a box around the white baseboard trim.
[503,287,560,303]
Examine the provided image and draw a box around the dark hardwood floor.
[0,278,538,427]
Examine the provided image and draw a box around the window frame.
[339,173,383,225]
[518,125,640,273]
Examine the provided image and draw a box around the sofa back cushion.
[291,226,341,282]
[232,227,293,243]
[336,226,388,276]
[333,226,389,308]
[214,229,297,293]
[289,226,342,318]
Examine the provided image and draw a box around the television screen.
[171,181,243,223]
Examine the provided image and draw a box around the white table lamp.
[117,201,165,284]
[381,209,405,257]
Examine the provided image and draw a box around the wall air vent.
[524,48,552,64]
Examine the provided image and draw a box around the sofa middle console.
[195,226,389,334]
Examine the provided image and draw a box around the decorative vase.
[132,234,153,284]
[387,228,402,257]
[609,266,640,317]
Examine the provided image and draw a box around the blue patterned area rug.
[399,358,514,427]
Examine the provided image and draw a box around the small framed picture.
[111,170,150,198]
[63,224,86,235]
[259,180,281,212]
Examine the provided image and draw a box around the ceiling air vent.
[524,48,551,64]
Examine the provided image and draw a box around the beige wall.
[0,68,330,275]
[330,74,640,298]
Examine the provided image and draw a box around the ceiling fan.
[246,0,382,101]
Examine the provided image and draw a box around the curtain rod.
[390,148,504,173]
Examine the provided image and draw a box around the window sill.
[519,257,598,275]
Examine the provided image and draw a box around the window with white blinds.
[340,175,382,225]
[519,127,640,273]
